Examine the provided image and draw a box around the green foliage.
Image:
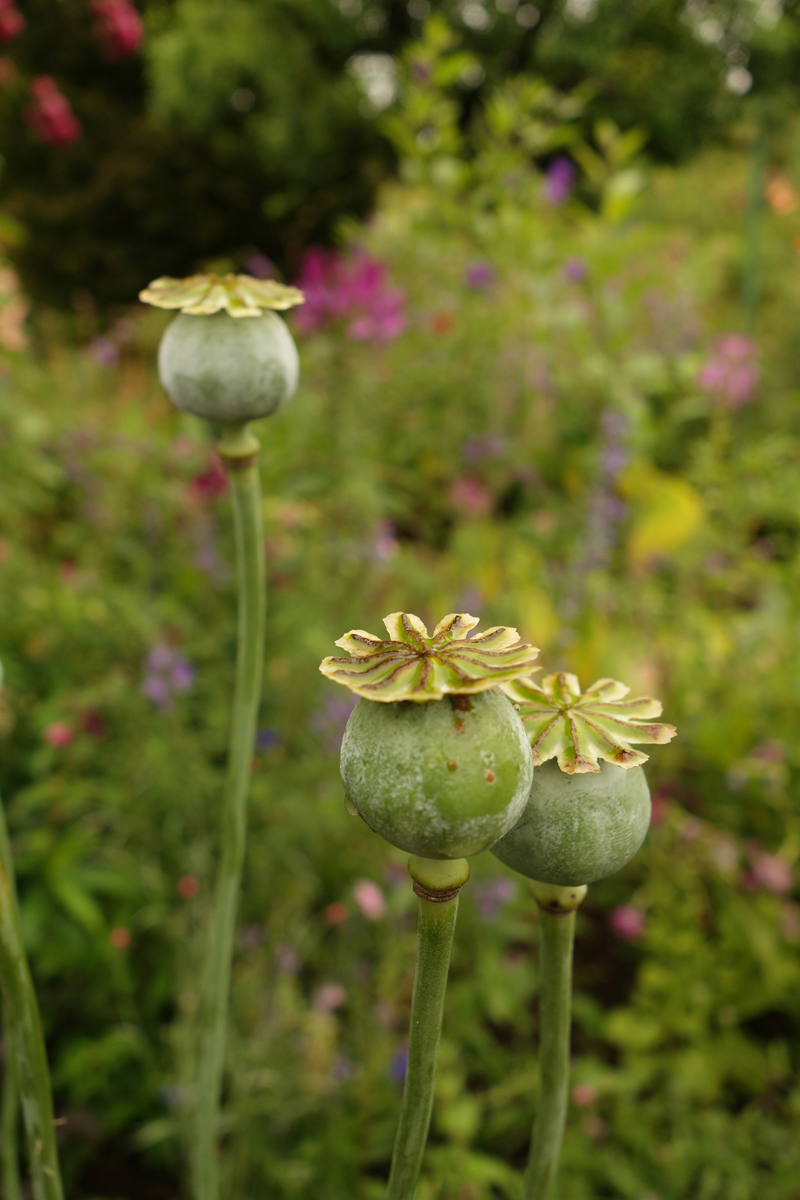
[4,1,800,308]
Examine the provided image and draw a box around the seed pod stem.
[0,796,63,1200]
[189,444,265,1200]
[387,857,469,1200]
[524,881,585,1200]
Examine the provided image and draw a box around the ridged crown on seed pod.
[501,672,676,774]
[139,273,305,317]
[319,612,540,702]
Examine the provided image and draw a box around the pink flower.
[25,77,81,147]
[698,334,760,408]
[43,721,73,747]
[451,477,492,517]
[609,906,646,940]
[571,1082,597,1108]
[91,0,144,59]
[749,853,793,895]
[293,248,406,342]
[0,5,24,44]
[353,879,386,920]
[313,983,347,1012]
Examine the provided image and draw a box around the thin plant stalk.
[0,796,63,1200]
[387,857,469,1200]
[190,425,265,1200]
[524,881,586,1200]
[0,796,20,1200]
[2,1046,20,1200]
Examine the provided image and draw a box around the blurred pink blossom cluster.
[25,76,81,147]
[293,248,406,342]
[698,334,760,408]
[0,0,24,44]
[608,906,646,941]
[91,0,144,59]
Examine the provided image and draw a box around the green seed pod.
[491,759,651,886]
[341,689,534,859]
[158,310,299,423]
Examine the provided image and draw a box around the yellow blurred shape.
[619,460,703,569]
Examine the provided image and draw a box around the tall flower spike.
[502,673,676,774]
[139,273,305,318]
[320,612,539,703]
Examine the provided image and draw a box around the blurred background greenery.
[2,2,800,1198]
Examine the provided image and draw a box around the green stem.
[387,857,469,1200]
[2,1049,20,1200]
[190,430,265,1200]
[0,798,62,1200]
[523,881,585,1200]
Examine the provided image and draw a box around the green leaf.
[501,672,676,774]
[319,612,539,703]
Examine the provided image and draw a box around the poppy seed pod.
[341,689,534,859]
[491,759,651,886]
[158,311,299,424]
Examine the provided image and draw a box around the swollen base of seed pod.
[341,690,534,859]
[491,759,651,886]
[158,310,299,423]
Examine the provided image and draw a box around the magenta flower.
[43,722,73,748]
[698,334,760,408]
[25,77,82,147]
[451,477,492,517]
[464,260,494,290]
[563,257,588,283]
[293,247,406,342]
[608,906,646,941]
[544,157,575,205]
[91,0,144,60]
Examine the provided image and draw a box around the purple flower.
[88,336,120,368]
[142,643,195,711]
[544,157,575,205]
[256,728,280,751]
[245,252,274,279]
[275,943,300,974]
[472,877,517,922]
[171,660,195,692]
[563,257,587,283]
[372,518,399,562]
[462,434,506,464]
[310,692,358,754]
[293,248,406,342]
[698,334,760,409]
[388,1045,408,1085]
[464,260,494,290]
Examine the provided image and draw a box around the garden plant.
[321,617,675,1198]
[138,270,304,1200]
